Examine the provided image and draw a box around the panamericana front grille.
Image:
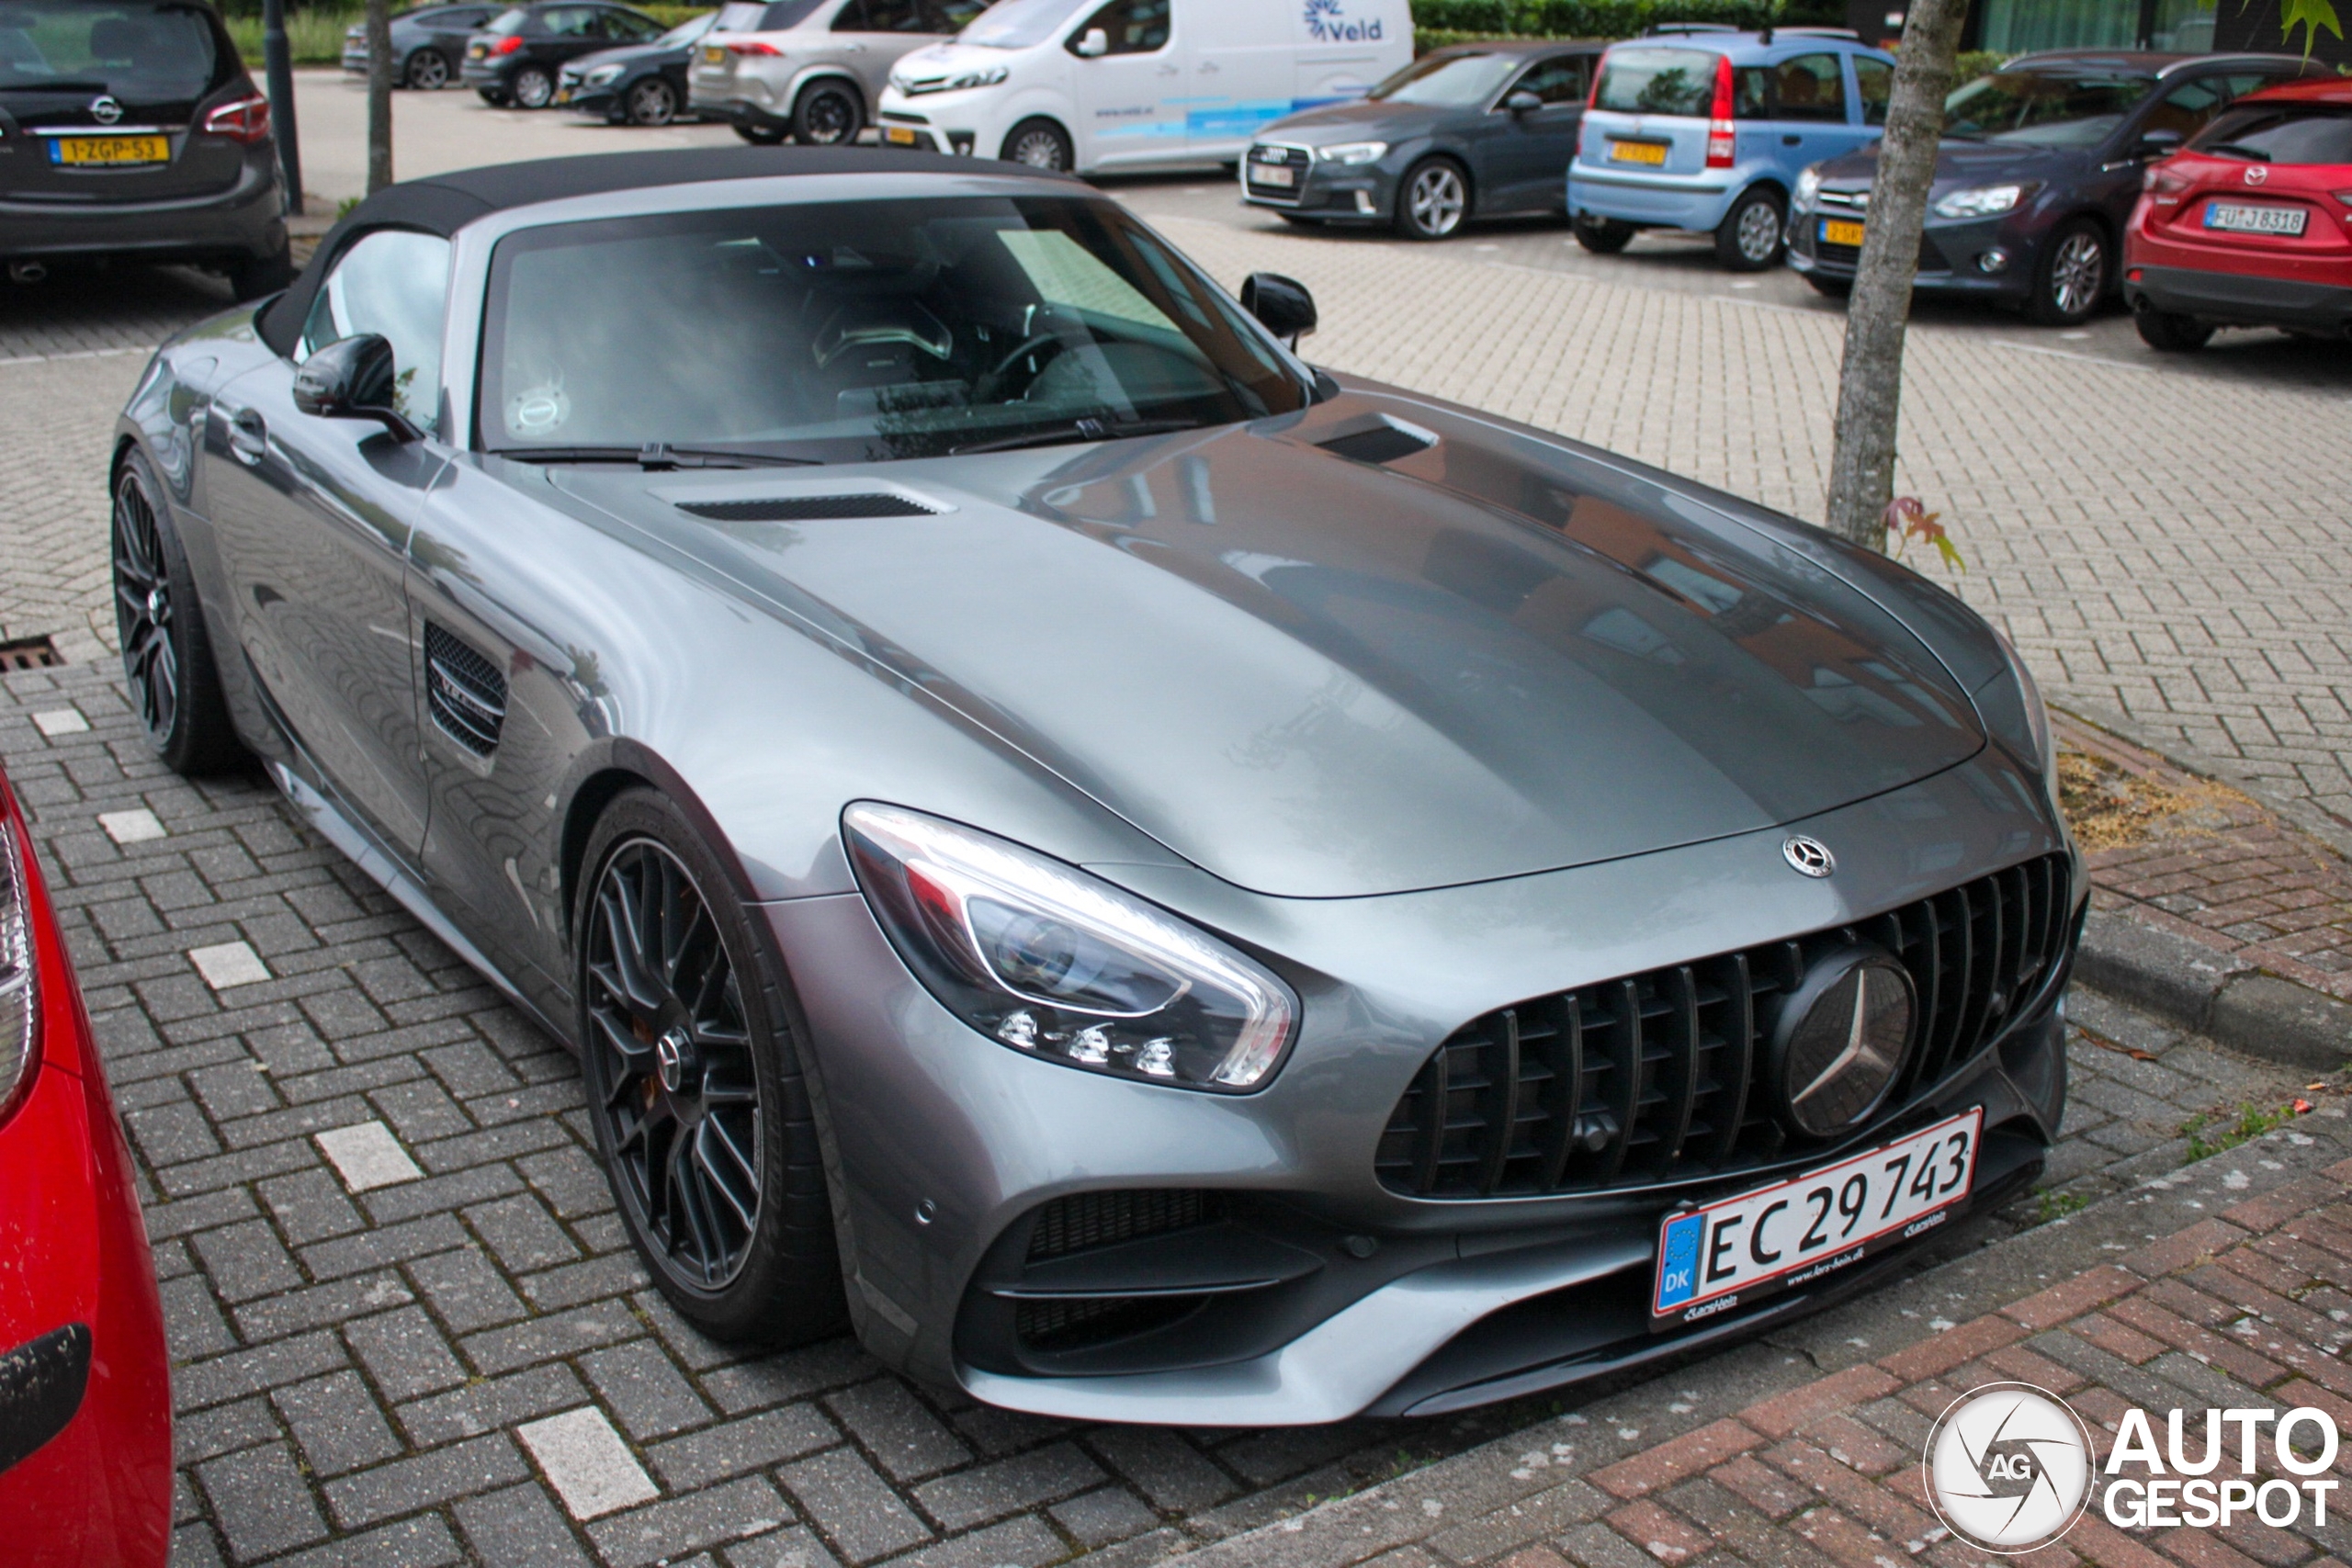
[1375,855,2072,1200]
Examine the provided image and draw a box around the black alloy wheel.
[2029,217,2108,327]
[1001,117,1071,171]
[1714,185,1784,271]
[578,792,846,1344]
[625,75,678,126]
[1573,213,1634,254]
[510,62,555,108]
[405,48,451,89]
[110,450,241,774]
[2133,304,2213,352]
[792,80,861,145]
[1396,156,1469,241]
[733,119,788,145]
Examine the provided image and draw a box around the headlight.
[1932,183,2029,220]
[583,63,623,85]
[0,797,40,1123]
[945,63,1008,90]
[1977,627,2053,775]
[1317,141,1386,165]
[844,803,1297,1092]
[1793,165,1820,208]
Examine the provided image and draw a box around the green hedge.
[1408,0,1841,38]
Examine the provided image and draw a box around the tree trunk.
[366,0,394,194]
[1820,0,1968,549]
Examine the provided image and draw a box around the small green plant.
[336,195,362,219]
[1883,496,1964,572]
[2180,1100,2303,1162]
[2033,1187,2091,1224]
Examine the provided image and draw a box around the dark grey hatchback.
[0,0,290,295]
[1244,39,1604,242]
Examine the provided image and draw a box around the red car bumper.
[0,779,173,1568]
[2123,168,2352,337]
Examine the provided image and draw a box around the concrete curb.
[2075,907,2352,1073]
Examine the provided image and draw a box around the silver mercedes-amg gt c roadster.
[112,146,2079,1425]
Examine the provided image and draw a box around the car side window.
[1855,56,1891,126]
[605,9,660,38]
[1507,54,1587,107]
[922,0,987,29]
[298,231,452,426]
[840,0,922,29]
[542,6,599,35]
[1770,52,1846,122]
[1068,0,1169,55]
[2142,75,2233,140]
[1732,64,1769,118]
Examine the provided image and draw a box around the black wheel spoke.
[695,1122,759,1231]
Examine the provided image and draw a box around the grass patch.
[2181,1100,2302,1162]
[229,7,358,67]
[2033,1187,2092,1224]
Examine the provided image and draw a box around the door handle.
[228,408,267,467]
[1198,60,1218,73]
[1156,62,1178,75]
[1781,134,1802,145]
[842,41,864,51]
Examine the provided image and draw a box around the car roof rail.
[1644,21,1735,34]
[1776,26,1862,39]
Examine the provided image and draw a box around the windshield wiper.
[2203,141,2271,162]
[949,417,1206,457]
[489,443,818,468]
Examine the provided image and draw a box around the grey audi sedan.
[113,146,2078,1424]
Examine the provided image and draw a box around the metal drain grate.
[0,637,61,671]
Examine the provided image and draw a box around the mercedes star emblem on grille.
[1782,834,1835,878]
[1771,949,1917,1137]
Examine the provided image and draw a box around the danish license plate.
[1609,139,1668,165]
[51,135,169,166]
[884,125,920,146]
[1250,163,1295,187]
[2205,200,2306,236]
[1820,217,1866,247]
[1651,1107,1981,1330]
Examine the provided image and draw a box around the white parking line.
[187,941,270,989]
[314,1121,424,1191]
[517,1407,660,1519]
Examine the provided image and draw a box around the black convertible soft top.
[258,146,1070,355]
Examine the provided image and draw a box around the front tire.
[1396,156,1468,241]
[228,240,295,302]
[2029,218,2108,326]
[626,75,678,126]
[1804,272,1851,298]
[2133,304,2212,352]
[1714,185,1784,271]
[733,119,788,145]
[111,449,243,775]
[404,49,450,90]
[1572,213,1634,254]
[510,63,554,109]
[792,79,862,145]
[1000,117,1071,171]
[578,789,847,1347]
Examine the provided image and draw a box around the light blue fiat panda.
[1566,25,1894,270]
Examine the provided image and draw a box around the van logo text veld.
[1303,0,1384,41]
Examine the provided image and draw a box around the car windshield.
[479,197,1310,464]
[2193,101,2352,164]
[1592,47,1719,117]
[961,0,1081,48]
[0,0,218,96]
[1940,69,2151,147]
[1364,51,1515,107]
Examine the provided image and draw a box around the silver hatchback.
[689,0,989,145]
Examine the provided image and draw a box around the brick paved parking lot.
[2,661,2324,1568]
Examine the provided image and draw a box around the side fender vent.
[678,493,942,522]
[424,623,506,757]
[1317,415,1438,467]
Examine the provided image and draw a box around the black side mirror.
[1505,90,1543,115]
[291,333,423,442]
[1239,271,1317,347]
[2134,128,2184,159]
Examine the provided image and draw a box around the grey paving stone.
[1088,1427,1239,1513]
[175,1329,349,1411]
[195,1440,330,1562]
[257,1167,367,1245]
[468,1190,584,1272]
[399,1361,594,1449]
[274,1371,404,1478]
[455,1482,597,1567]
[872,1516,1065,1568]
[175,1398,286,1468]
[1050,1485,1161,1549]
[259,1514,465,1568]
[778,1449,934,1563]
[724,1524,848,1568]
[582,1337,715,1440]
[234,1271,415,1344]
[462,1298,641,1376]
[323,1431,531,1529]
[912,1442,1105,1531]
[587,1476,794,1568]
[407,1244,531,1331]
[647,1404,841,1493]
[825,1381,972,1483]
[346,1303,470,1401]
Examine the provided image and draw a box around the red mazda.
[0,759,171,1565]
[2124,76,2352,350]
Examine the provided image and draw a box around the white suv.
[689,0,990,145]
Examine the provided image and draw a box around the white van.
[876,0,1411,174]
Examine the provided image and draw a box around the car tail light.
[0,780,40,1126]
[1706,53,1735,168]
[729,39,783,54]
[494,33,523,54]
[2143,164,2188,197]
[202,92,271,143]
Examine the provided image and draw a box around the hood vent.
[679,493,941,523]
[424,624,506,758]
[1317,415,1438,467]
